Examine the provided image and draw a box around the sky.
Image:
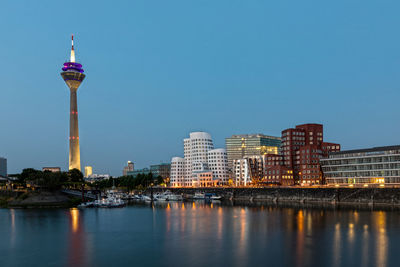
[0,0,399,176]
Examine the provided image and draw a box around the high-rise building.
[321,145,400,186]
[84,166,93,177]
[61,35,86,171]
[184,132,214,187]
[281,123,340,185]
[207,148,229,185]
[225,134,281,170]
[123,161,134,176]
[170,157,185,187]
[0,157,7,177]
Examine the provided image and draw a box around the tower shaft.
[69,90,80,170]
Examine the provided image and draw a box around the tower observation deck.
[61,35,85,171]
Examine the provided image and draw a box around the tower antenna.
[70,34,76,62]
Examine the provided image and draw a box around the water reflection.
[1,202,397,267]
[68,208,90,267]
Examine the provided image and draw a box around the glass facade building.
[225,134,281,170]
[320,145,400,186]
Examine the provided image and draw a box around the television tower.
[61,35,85,171]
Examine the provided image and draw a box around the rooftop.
[329,145,400,155]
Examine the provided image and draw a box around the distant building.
[184,132,214,186]
[321,145,400,186]
[264,165,294,186]
[192,170,216,187]
[127,168,151,178]
[84,166,93,177]
[170,157,185,187]
[170,131,228,187]
[207,148,229,185]
[225,134,281,170]
[233,158,251,186]
[123,161,134,176]
[0,157,7,177]
[85,173,111,183]
[233,156,264,186]
[150,163,171,179]
[281,123,340,185]
[42,167,61,173]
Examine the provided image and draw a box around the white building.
[170,157,185,187]
[184,132,214,187]
[233,158,251,186]
[207,148,229,185]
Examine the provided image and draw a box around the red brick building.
[281,123,340,185]
[263,165,295,186]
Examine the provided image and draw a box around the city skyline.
[1,1,400,176]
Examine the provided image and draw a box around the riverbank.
[0,190,81,208]
[148,187,400,206]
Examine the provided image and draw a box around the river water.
[1,201,400,267]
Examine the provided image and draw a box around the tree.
[68,169,84,183]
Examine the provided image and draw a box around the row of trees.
[92,173,164,191]
[10,168,84,191]
[9,168,164,191]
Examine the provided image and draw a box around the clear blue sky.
[0,0,399,176]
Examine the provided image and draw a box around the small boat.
[205,193,222,200]
[193,192,206,200]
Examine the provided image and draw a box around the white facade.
[184,132,214,187]
[207,148,229,185]
[170,157,185,187]
[233,159,251,186]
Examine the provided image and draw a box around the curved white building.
[170,157,185,187]
[207,148,229,185]
[184,132,214,187]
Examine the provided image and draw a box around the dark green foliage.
[16,168,83,191]
[92,173,164,191]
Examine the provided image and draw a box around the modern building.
[233,158,251,186]
[84,166,93,177]
[264,165,294,186]
[61,35,86,171]
[42,167,61,173]
[321,145,400,186]
[225,134,281,170]
[281,124,340,185]
[192,170,216,187]
[207,148,229,185]
[0,157,7,177]
[184,132,214,187]
[233,156,265,186]
[170,131,230,187]
[127,168,151,178]
[150,163,171,179]
[170,157,185,187]
[123,161,134,176]
[85,173,111,183]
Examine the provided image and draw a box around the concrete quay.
[148,187,400,206]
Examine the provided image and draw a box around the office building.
[281,123,340,185]
[321,145,400,186]
[0,157,7,177]
[84,166,93,177]
[61,35,86,171]
[123,161,134,176]
[225,134,281,170]
[150,163,171,179]
[127,168,151,178]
